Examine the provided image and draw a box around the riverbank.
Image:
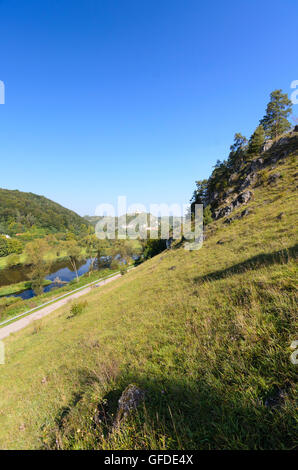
[0,270,125,338]
[0,247,87,270]
[0,279,52,297]
[0,267,120,325]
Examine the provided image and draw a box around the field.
[0,246,87,270]
[0,153,297,450]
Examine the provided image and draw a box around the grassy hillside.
[0,139,297,450]
[0,188,90,235]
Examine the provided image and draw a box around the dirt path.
[0,273,122,341]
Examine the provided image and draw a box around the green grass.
[0,247,88,270]
[0,267,119,325]
[0,279,52,297]
[0,149,297,450]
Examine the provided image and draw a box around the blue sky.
[0,0,297,216]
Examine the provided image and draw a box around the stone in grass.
[114,384,145,426]
[264,386,289,410]
[268,172,281,184]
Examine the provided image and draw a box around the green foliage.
[0,188,90,235]
[203,205,213,225]
[0,236,23,258]
[248,125,265,157]
[260,89,292,140]
[143,238,167,259]
[65,240,83,281]
[207,159,230,197]
[228,133,248,169]
[26,239,51,295]
[69,301,88,318]
[110,259,120,270]
[0,143,297,450]
[190,89,292,213]
[190,179,208,211]
[120,265,128,275]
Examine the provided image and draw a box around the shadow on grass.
[45,367,296,450]
[194,244,298,284]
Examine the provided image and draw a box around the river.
[0,257,96,300]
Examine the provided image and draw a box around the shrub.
[257,170,269,186]
[69,300,88,318]
[143,239,167,259]
[120,265,128,275]
[110,260,120,270]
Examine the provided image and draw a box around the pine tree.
[227,133,248,169]
[248,124,265,157]
[260,89,292,140]
[203,205,213,225]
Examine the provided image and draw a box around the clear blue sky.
[1,0,297,216]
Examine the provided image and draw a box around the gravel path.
[0,273,122,340]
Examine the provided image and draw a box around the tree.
[143,238,167,259]
[65,240,82,281]
[227,133,248,169]
[0,236,9,257]
[25,239,51,295]
[260,89,292,140]
[203,205,213,225]
[190,180,208,209]
[110,240,133,265]
[248,125,265,157]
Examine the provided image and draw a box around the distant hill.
[0,188,90,235]
[84,213,185,232]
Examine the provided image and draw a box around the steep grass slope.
[0,140,297,450]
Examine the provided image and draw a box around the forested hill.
[0,188,90,235]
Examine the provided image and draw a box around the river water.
[0,257,96,300]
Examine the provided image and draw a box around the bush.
[0,236,23,258]
[143,239,167,259]
[6,254,20,267]
[120,265,128,275]
[110,260,120,270]
[69,301,88,318]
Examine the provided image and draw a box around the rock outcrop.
[115,384,145,425]
[215,190,253,220]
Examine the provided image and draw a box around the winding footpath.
[0,272,123,341]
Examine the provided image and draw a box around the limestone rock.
[262,140,273,152]
[249,158,264,172]
[234,190,253,206]
[239,173,256,190]
[228,173,238,184]
[116,384,145,423]
[216,191,253,221]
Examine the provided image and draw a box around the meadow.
[0,152,297,450]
